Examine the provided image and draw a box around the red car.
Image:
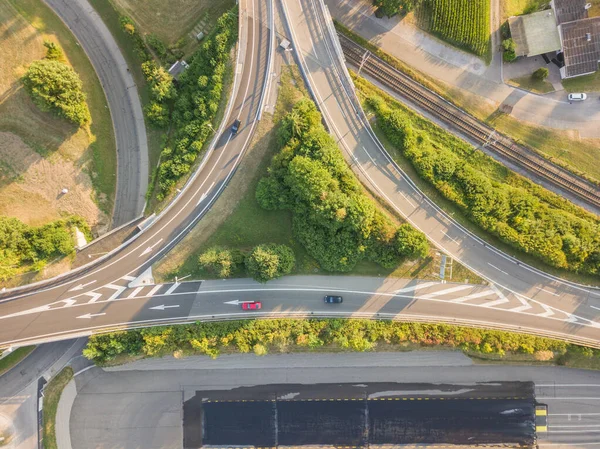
[241,301,262,310]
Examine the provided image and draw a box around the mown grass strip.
[42,366,74,449]
[0,346,35,376]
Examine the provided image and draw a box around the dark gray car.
[324,295,343,304]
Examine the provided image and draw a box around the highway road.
[278,0,600,337]
[0,0,272,346]
[68,353,600,448]
[0,0,598,351]
[44,0,148,227]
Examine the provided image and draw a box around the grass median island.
[42,366,73,449]
[353,75,600,280]
[82,319,600,369]
[0,346,35,376]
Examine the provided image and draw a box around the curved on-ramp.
[43,0,148,227]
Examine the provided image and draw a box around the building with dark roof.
[508,0,600,79]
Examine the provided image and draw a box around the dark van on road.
[231,119,241,134]
[324,295,343,304]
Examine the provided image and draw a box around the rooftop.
[561,17,600,77]
[508,10,561,57]
[553,0,588,25]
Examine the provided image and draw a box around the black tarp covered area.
[183,382,536,449]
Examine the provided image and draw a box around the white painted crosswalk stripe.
[393,282,437,295]
[127,287,144,299]
[147,285,163,297]
[165,283,180,295]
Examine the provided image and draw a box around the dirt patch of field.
[0,132,108,231]
[0,0,109,234]
[111,0,234,44]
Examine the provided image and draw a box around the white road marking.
[165,283,180,295]
[482,284,510,308]
[451,290,495,303]
[76,313,106,319]
[140,238,164,257]
[362,146,377,166]
[420,285,472,299]
[149,304,180,311]
[550,425,600,428]
[536,286,560,297]
[127,287,144,299]
[509,293,533,313]
[147,285,163,297]
[393,282,437,294]
[121,275,136,281]
[441,231,458,244]
[105,284,126,301]
[196,192,208,206]
[537,302,555,318]
[591,305,600,311]
[83,291,102,304]
[68,280,96,292]
[487,263,508,275]
[225,300,255,305]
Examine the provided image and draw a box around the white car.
[568,93,587,101]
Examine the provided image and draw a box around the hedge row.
[367,94,600,276]
[82,318,600,364]
[255,98,429,272]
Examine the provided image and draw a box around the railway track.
[337,33,600,213]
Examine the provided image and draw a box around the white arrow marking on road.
[196,192,208,206]
[140,238,164,257]
[149,304,180,311]
[68,280,96,291]
[76,313,106,319]
[224,300,254,305]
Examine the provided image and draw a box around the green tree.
[532,67,549,81]
[198,247,241,278]
[373,0,414,16]
[43,40,64,61]
[395,224,429,258]
[245,244,296,283]
[22,60,90,125]
[502,38,516,62]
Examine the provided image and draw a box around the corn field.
[417,0,490,57]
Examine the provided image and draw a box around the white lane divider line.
[393,281,437,295]
[535,286,560,297]
[105,284,127,301]
[482,284,509,308]
[487,263,508,276]
[399,191,415,208]
[451,290,495,303]
[147,284,163,297]
[127,287,144,299]
[420,284,472,299]
[165,283,180,295]
[441,230,459,245]
[362,146,378,167]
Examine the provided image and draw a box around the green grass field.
[42,366,73,449]
[0,346,35,376]
[508,75,554,94]
[416,0,491,59]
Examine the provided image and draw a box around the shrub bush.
[198,247,242,278]
[22,60,90,126]
[245,244,295,283]
[533,67,549,81]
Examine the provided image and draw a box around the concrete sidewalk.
[326,0,600,137]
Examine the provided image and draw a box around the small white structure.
[168,60,190,80]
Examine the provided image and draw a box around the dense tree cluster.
[82,318,597,363]
[198,247,242,278]
[141,60,176,128]
[0,216,89,281]
[245,244,295,283]
[368,95,600,275]
[157,9,238,198]
[22,43,90,126]
[256,98,428,272]
[502,38,517,62]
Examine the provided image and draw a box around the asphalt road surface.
[68,353,600,448]
[44,0,148,226]
[280,0,600,336]
[185,382,536,447]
